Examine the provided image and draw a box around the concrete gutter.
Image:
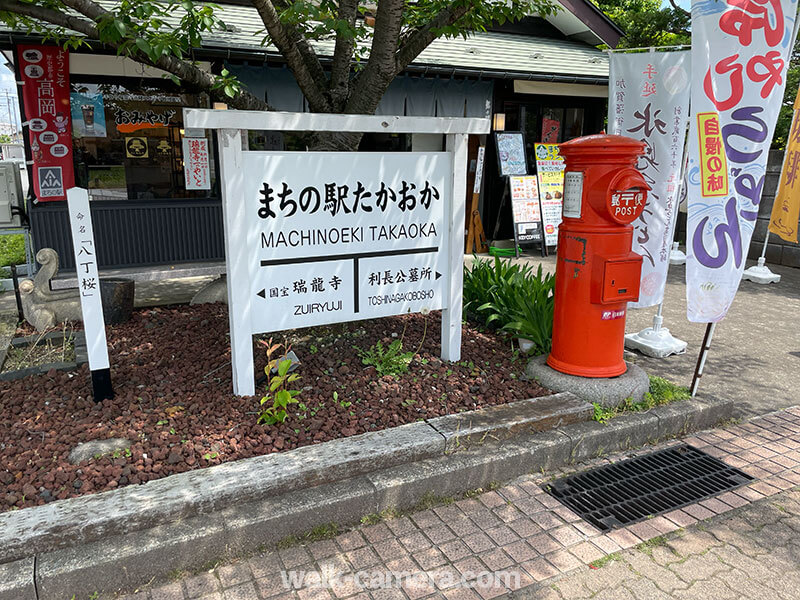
[0,392,732,600]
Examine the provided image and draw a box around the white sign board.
[183,137,211,190]
[244,152,451,332]
[186,110,486,396]
[66,187,110,372]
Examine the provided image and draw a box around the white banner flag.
[608,51,691,308]
[686,0,798,322]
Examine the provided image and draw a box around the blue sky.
[0,62,19,130]
[665,0,692,11]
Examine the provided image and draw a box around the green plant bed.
[0,234,25,268]
[463,256,555,356]
[592,375,691,424]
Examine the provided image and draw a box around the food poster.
[71,92,107,138]
[534,143,566,246]
[510,175,543,244]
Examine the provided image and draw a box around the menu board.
[510,175,542,244]
[534,143,566,246]
[495,132,528,176]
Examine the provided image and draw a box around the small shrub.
[0,234,25,268]
[591,376,691,424]
[357,339,414,377]
[648,375,691,404]
[463,257,555,355]
[592,402,616,424]
[257,339,301,425]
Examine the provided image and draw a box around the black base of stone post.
[91,368,114,402]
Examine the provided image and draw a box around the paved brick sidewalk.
[111,406,800,600]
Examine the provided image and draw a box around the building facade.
[3,1,620,270]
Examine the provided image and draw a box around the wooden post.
[217,128,255,396]
[442,133,468,362]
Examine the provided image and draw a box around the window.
[70,80,217,201]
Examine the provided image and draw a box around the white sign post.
[66,187,113,401]
[184,110,487,396]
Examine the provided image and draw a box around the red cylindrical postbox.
[547,135,649,378]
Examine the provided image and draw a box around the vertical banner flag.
[770,87,800,242]
[686,0,798,322]
[608,51,691,308]
[17,45,74,202]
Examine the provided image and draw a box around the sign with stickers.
[495,132,527,176]
[17,44,74,202]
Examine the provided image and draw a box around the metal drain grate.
[543,444,754,531]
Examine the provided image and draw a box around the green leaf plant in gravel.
[257,338,302,425]
[592,375,692,425]
[463,256,555,355]
[355,309,429,377]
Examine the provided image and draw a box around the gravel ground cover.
[0,303,549,512]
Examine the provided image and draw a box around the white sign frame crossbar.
[183,109,489,396]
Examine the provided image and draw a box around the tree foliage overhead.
[0,0,555,147]
[592,0,689,49]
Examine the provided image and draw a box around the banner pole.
[690,322,716,397]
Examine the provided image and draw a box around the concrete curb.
[1,393,733,599]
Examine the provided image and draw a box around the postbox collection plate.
[563,171,584,219]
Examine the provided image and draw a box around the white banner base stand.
[669,242,686,265]
[625,313,688,358]
[742,256,781,284]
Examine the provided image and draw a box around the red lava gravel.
[0,303,550,513]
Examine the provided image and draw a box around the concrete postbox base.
[526,355,649,410]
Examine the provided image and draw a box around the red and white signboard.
[17,44,74,202]
[183,137,211,190]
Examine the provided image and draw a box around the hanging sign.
[183,137,211,190]
[769,88,800,242]
[686,0,798,322]
[534,143,566,246]
[17,44,74,202]
[509,175,543,244]
[542,115,561,143]
[242,152,450,334]
[66,187,113,401]
[495,132,528,176]
[114,107,176,133]
[608,50,691,308]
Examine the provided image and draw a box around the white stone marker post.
[66,187,113,401]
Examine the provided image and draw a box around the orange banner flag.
[770,88,800,243]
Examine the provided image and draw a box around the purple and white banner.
[686,0,798,322]
[608,50,691,308]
